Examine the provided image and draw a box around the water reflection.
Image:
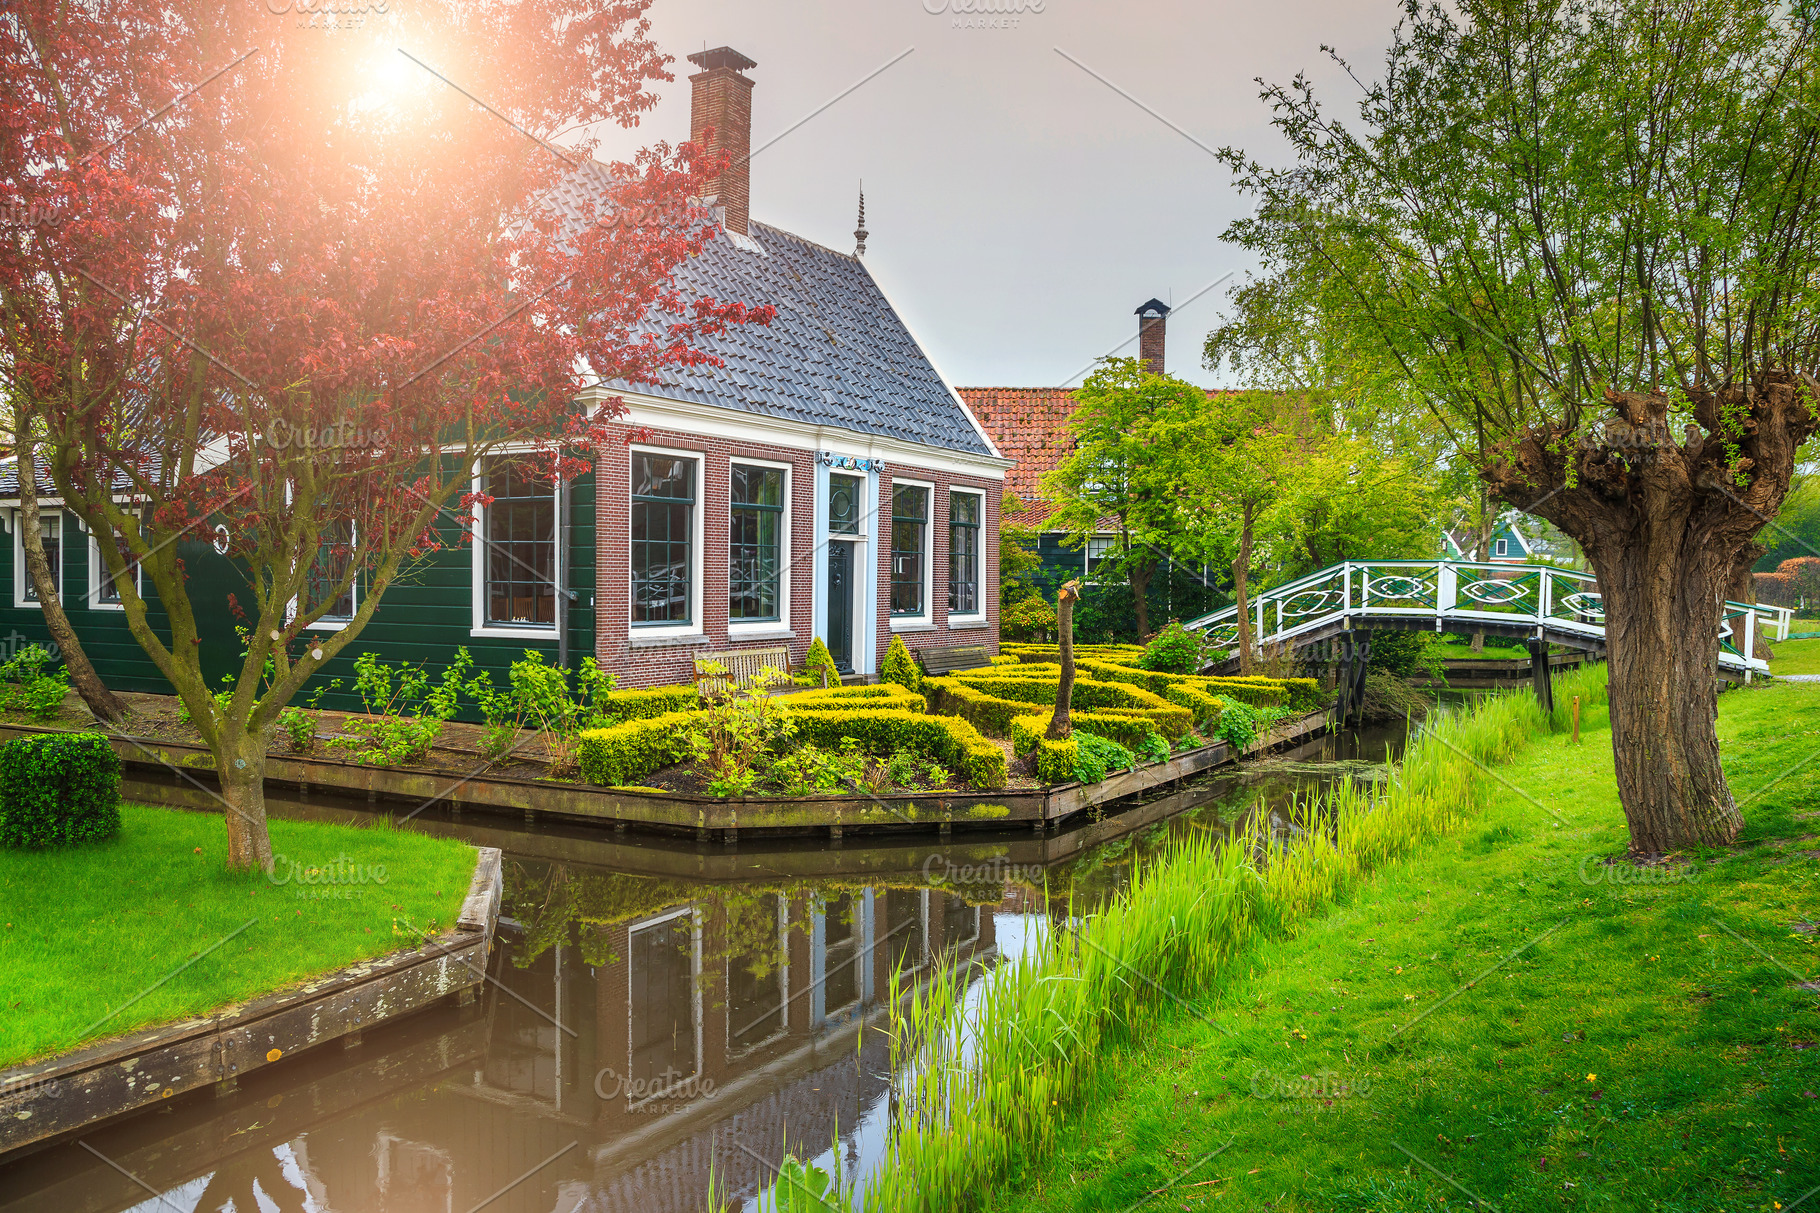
[0,721,1406,1213]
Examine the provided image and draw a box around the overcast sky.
[581,0,1402,389]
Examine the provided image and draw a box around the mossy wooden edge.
[0,848,502,1156]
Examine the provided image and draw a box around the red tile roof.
[955,387,1079,526]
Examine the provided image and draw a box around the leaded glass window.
[891,484,928,616]
[730,464,783,621]
[632,453,695,626]
[485,463,556,627]
[22,514,59,602]
[828,473,863,536]
[948,491,980,615]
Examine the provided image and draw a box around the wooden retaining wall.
[0,849,502,1157]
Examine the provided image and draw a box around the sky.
[582,0,1403,389]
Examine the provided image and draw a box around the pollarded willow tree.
[1216,0,1820,854]
[0,0,770,869]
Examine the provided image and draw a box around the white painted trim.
[584,389,1012,479]
[627,444,705,639]
[946,485,988,623]
[87,521,142,612]
[888,477,935,627]
[470,456,562,639]
[727,455,792,631]
[625,905,703,1104]
[12,509,59,609]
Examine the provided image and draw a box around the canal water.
[0,722,1409,1213]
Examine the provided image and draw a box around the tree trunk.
[219,734,275,872]
[16,440,129,722]
[1470,497,1492,655]
[1595,536,1740,855]
[1048,580,1081,741]
[1232,505,1256,674]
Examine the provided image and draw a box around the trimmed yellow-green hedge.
[786,708,1007,790]
[1009,710,1164,758]
[1007,654,1326,714]
[1033,736,1078,784]
[578,711,698,786]
[783,683,926,712]
[929,674,1192,742]
[600,684,700,721]
[1162,682,1224,730]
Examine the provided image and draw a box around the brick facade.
[875,460,1002,670]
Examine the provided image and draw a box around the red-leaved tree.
[0,1,771,868]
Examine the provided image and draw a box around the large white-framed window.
[889,478,934,627]
[629,446,704,637]
[1084,535,1118,583]
[13,509,61,609]
[89,520,142,611]
[947,487,985,625]
[470,456,560,639]
[625,905,703,1107]
[728,457,790,634]
[303,519,357,631]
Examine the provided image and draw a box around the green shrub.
[577,711,700,786]
[1010,710,1163,758]
[1001,596,1057,642]
[1073,731,1136,783]
[0,644,69,719]
[329,648,472,766]
[599,684,700,721]
[882,634,923,692]
[785,708,1005,790]
[1138,622,1212,674]
[801,637,841,688]
[1213,696,1264,750]
[0,732,122,848]
[785,683,924,711]
[989,653,1023,666]
[925,678,1037,737]
[1163,682,1224,730]
[1034,736,1078,784]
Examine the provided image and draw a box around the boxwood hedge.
[785,708,1006,790]
[0,731,122,849]
[577,711,698,786]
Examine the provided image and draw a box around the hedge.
[600,684,700,722]
[784,683,926,712]
[578,711,699,786]
[1009,710,1164,758]
[786,708,1006,790]
[0,731,122,849]
[929,677,1192,742]
[998,649,1327,714]
[1162,682,1224,730]
[1033,736,1078,784]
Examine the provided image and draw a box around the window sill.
[890,620,938,633]
[14,600,43,610]
[726,626,796,642]
[946,616,990,630]
[307,619,352,633]
[629,632,710,650]
[471,625,558,640]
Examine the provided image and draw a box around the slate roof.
[0,456,154,499]
[543,164,997,458]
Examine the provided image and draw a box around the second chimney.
[1135,298,1171,376]
[688,47,757,237]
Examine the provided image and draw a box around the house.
[0,45,1009,703]
[1442,517,1535,564]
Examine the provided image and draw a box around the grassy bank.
[983,679,1820,1212]
[1771,636,1820,675]
[0,804,477,1068]
[837,669,1613,1211]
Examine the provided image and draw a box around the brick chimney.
[1135,298,1170,375]
[688,46,757,237]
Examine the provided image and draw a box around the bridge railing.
[1182,559,1787,675]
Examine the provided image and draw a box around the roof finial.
[854,181,868,257]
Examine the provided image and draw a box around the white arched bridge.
[1183,559,1793,684]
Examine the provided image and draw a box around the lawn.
[0,804,478,1069]
[992,681,1820,1213]
[1772,636,1820,676]
[1431,636,1530,661]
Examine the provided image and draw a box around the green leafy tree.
[1215,0,1820,853]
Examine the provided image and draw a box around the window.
[91,524,141,609]
[631,452,696,626]
[948,490,981,616]
[1494,538,1509,557]
[307,519,356,623]
[1086,536,1117,577]
[890,484,929,616]
[828,473,864,535]
[729,463,783,622]
[16,512,59,606]
[627,909,699,1095]
[483,462,555,629]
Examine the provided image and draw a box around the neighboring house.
[0,45,1009,702]
[1442,518,1535,564]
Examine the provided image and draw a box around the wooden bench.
[916,644,992,677]
[694,645,792,695]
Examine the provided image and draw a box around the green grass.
[983,680,1820,1213]
[1771,636,1820,675]
[0,804,477,1068]
[1431,638,1530,661]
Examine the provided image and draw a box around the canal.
[0,721,1409,1213]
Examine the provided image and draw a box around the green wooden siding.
[0,472,595,725]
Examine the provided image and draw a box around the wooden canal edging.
[0,707,1334,839]
[0,848,502,1157]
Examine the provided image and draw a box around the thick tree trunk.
[1232,506,1256,674]
[219,735,275,872]
[16,444,129,722]
[1048,580,1081,741]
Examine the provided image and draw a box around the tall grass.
[730,676,1601,1212]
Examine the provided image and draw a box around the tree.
[1041,360,1209,638]
[1217,0,1820,854]
[1281,434,1440,577]
[2,1,770,869]
[1047,580,1082,740]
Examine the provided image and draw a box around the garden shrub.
[1034,737,1077,784]
[784,683,925,712]
[925,678,1038,737]
[599,684,700,721]
[329,648,472,766]
[0,731,122,848]
[989,653,1023,666]
[1072,731,1136,783]
[1138,622,1213,674]
[1162,682,1224,730]
[800,637,841,688]
[930,676,1191,742]
[882,634,923,692]
[689,666,795,797]
[1212,696,1264,750]
[0,644,70,719]
[785,708,1005,790]
[1010,710,1164,758]
[1001,596,1056,642]
[577,711,700,786]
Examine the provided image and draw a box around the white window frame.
[13,507,61,610]
[627,444,706,639]
[888,477,936,630]
[88,520,143,612]
[293,520,358,632]
[470,454,563,640]
[1084,534,1118,585]
[1494,538,1509,557]
[727,456,792,637]
[624,905,703,1108]
[946,486,987,626]
[725,895,790,1058]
